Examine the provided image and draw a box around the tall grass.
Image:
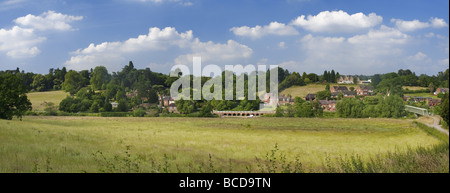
[0,117,447,173]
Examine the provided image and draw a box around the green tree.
[0,74,32,120]
[316,90,331,100]
[90,66,109,90]
[62,70,87,95]
[336,98,364,118]
[31,74,46,91]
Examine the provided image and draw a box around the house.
[304,94,316,101]
[126,90,138,98]
[356,85,374,96]
[435,88,449,95]
[161,96,175,107]
[338,76,359,84]
[403,96,412,101]
[111,102,119,109]
[413,97,432,103]
[319,100,338,112]
[342,90,356,97]
[278,95,295,105]
[167,103,179,113]
[427,98,441,107]
[359,79,372,84]
[331,86,348,93]
[331,90,356,99]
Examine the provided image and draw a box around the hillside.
[280,84,357,98]
[27,91,69,111]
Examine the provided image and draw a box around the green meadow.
[27,91,69,111]
[0,116,447,173]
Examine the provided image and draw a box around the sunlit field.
[1,116,446,173]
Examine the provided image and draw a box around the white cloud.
[294,25,412,74]
[66,27,253,72]
[174,39,253,65]
[391,17,448,31]
[0,11,82,58]
[14,10,83,31]
[290,10,382,33]
[231,22,299,39]
[0,26,46,58]
[348,25,409,45]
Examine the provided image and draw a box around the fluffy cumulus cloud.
[291,10,383,33]
[14,10,83,31]
[66,27,253,72]
[0,26,46,58]
[391,17,448,31]
[0,11,82,58]
[295,25,412,74]
[230,22,299,39]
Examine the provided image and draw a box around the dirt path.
[424,116,449,136]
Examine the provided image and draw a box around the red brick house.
[303,94,316,101]
[356,85,374,96]
[319,100,338,112]
[427,98,441,107]
[167,103,179,113]
[278,95,295,105]
[435,88,449,95]
[331,86,348,93]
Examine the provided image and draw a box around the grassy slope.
[280,84,357,98]
[27,91,69,111]
[0,117,443,173]
[404,92,439,99]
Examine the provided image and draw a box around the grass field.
[280,84,357,98]
[0,116,447,173]
[27,91,69,111]
[403,86,428,91]
[405,92,439,99]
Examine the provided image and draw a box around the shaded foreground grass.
[0,117,447,173]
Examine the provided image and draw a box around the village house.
[126,90,138,98]
[338,76,359,84]
[278,95,295,106]
[262,93,278,106]
[435,88,449,95]
[319,100,338,112]
[161,96,175,107]
[167,103,179,113]
[111,102,119,109]
[330,86,356,98]
[427,98,442,107]
[356,85,374,96]
[331,86,348,93]
[304,94,316,101]
[413,97,432,103]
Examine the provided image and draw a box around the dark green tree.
[0,74,32,120]
[62,70,87,95]
[90,66,109,90]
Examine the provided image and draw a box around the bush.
[133,108,146,117]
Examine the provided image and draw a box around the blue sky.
[0,0,448,75]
